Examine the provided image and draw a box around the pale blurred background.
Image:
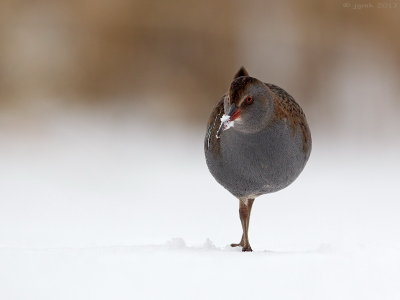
[1,0,399,139]
[1,0,400,244]
[1,0,400,242]
[1,1,400,299]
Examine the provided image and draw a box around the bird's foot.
[241,245,253,252]
[230,242,253,252]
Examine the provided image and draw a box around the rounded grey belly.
[205,124,308,198]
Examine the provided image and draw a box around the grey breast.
[205,119,309,199]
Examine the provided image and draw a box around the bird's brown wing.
[266,83,312,154]
[204,95,225,153]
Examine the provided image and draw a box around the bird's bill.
[216,104,241,139]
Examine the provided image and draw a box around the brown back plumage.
[266,83,312,153]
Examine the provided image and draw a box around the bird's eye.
[245,96,253,105]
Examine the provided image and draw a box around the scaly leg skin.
[231,198,255,252]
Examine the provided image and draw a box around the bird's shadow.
[222,244,333,255]
[159,238,336,255]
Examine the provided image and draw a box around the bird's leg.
[242,198,254,252]
[230,199,248,248]
[231,198,255,252]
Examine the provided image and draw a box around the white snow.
[1,113,400,299]
[220,114,231,123]
[220,114,235,129]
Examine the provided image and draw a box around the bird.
[204,67,312,252]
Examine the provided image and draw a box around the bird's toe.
[241,245,253,252]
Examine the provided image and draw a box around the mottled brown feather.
[205,95,225,154]
[229,77,257,105]
[233,66,249,79]
[266,83,312,153]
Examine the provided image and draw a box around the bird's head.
[216,67,274,138]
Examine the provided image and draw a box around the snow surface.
[1,113,400,299]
